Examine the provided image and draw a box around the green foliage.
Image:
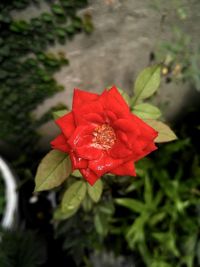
[132,103,161,120]
[0,0,91,154]
[0,230,47,267]
[61,180,87,215]
[87,179,103,203]
[132,64,161,104]
[52,109,68,120]
[114,137,200,266]
[35,150,72,191]
[130,65,177,143]
[54,119,200,267]
[145,120,177,143]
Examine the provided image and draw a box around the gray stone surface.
[13,0,200,149]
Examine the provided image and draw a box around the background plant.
[54,107,200,267]
[0,0,92,155]
[151,0,200,91]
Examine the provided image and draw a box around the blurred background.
[0,0,200,266]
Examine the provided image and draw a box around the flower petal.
[109,140,133,158]
[72,88,99,110]
[73,102,104,126]
[131,113,158,142]
[76,145,103,160]
[51,134,70,153]
[100,86,130,118]
[135,142,157,162]
[89,153,123,176]
[67,125,94,148]
[110,161,136,176]
[69,152,88,169]
[80,168,100,185]
[83,113,104,124]
[56,112,76,138]
[113,118,138,135]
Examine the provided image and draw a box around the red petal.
[73,102,104,126]
[72,88,99,110]
[113,119,139,136]
[83,113,104,124]
[80,168,100,185]
[110,161,136,176]
[135,142,157,162]
[131,114,158,141]
[51,134,70,153]
[116,130,128,143]
[69,152,88,169]
[109,140,133,158]
[56,112,76,139]
[100,87,130,118]
[105,110,118,123]
[76,145,103,160]
[67,125,95,148]
[107,86,130,111]
[67,125,103,160]
[89,154,123,176]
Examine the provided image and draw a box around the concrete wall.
[13,0,200,149]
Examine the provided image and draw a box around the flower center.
[92,124,116,150]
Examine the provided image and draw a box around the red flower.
[51,86,158,185]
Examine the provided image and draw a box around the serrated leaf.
[61,181,87,213]
[145,120,177,143]
[52,109,68,120]
[133,103,161,119]
[115,198,145,213]
[133,65,161,103]
[35,150,71,192]
[87,179,103,203]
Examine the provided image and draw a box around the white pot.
[0,156,18,229]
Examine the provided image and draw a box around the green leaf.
[145,120,177,142]
[35,150,71,192]
[132,103,161,119]
[94,212,107,236]
[150,261,172,267]
[144,175,152,204]
[94,203,114,237]
[52,4,65,15]
[82,195,93,212]
[115,198,145,213]
[53,206,78,220]
[152,231,179,257]
[52,109,68,120]
[133,65,161,103]
[99,202,115,215]
[87,179,103,203]
[61,181,87,213]
[126,213,148,248]
[71,169,82,177]
[149,212,166,226]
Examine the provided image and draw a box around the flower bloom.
[51,87,158,185]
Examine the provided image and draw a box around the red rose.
[51,86,158,185]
